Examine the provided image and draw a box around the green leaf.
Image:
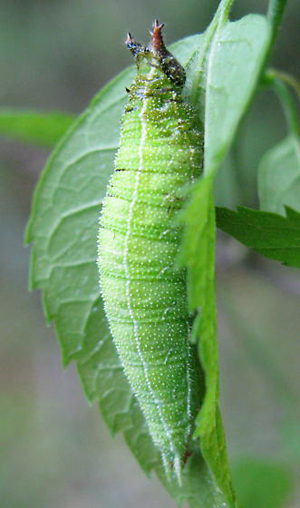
[216,205,300,267]
[181,179,236,507]
[259,135,300,214]
[202,14,270,175]
[0,109,74,147]
[232,459,293,508]
[26,64,134,388]
[76,296,160,473]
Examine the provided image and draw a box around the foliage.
[216,206,300,268]
[0,0,295,506]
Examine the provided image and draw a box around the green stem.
[217,0,235,26]
[267,0,288,48]
[274,82,300,137]
[265,70,300,138]
[258,0,288,78]
[268,68,300,101]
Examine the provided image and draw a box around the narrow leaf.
[181,179,236,507]
[216,205,300,267]
[0,109,74,147]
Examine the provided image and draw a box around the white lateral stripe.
[185,334,192,444]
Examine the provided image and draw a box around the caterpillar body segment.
[98,21,203,483]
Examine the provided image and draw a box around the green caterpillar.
[98,21,203,483]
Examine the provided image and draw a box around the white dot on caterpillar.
[158,229,171,239]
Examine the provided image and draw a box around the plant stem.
[265,70,300,138]
[217,0,235,26]
[267,0,288,48]
[258,0,288,77]
[268,68,300,101]
[276,83,300,137]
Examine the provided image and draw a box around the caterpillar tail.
[162,452,182,486]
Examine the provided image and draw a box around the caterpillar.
[98,20,203,484]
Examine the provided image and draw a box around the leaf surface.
[216,205,300,267]
[187,13,271,175]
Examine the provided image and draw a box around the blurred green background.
[0,0,299,507]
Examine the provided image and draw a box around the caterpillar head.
[125,20,186,89]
